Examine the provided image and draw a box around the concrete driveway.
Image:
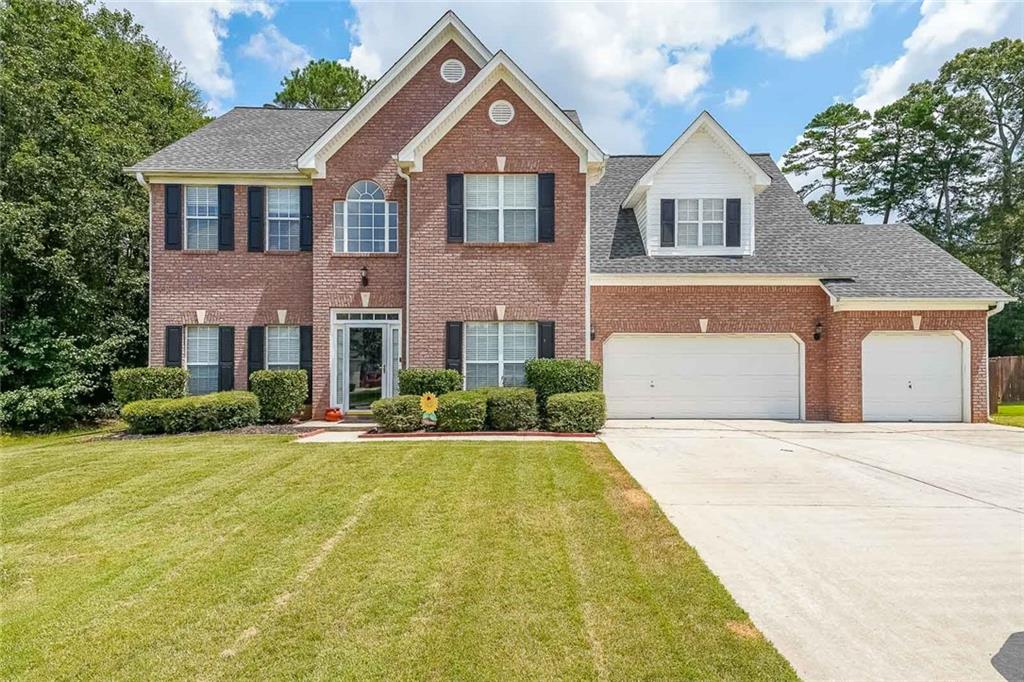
[601,420,1024,682]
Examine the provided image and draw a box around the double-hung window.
[266,326,300,370]
[186,325,219,395]
[677,198,725,247]
[464,321,537,389]
[185,186,218,250]
[334,180,398,253]
[465,174,538,243]
[267,188,300,251]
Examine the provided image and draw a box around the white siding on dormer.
[644,130,755,256]
[634,196,648,251]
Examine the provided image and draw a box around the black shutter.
[726,198,741,247]
[660,199,675,247]
[299,325,313,405]
[218,185,234,251]
[247,326,265,385]
[164,184,182,250]
[444,321,463,371]
[538,321,555,358]
[218,326,235,391]
[165,326,183,367]
[538,173,555,243]
[247,186,264,252]
[447,174,464,243]
[299,186,313,252]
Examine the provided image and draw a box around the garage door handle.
[650,380,655,388]
[908,381,913,389]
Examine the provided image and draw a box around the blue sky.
[110,1,1021,158]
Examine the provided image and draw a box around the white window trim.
[463,321,537,388]
[265,187,301,252]
[676,197,726,248]
[185,325,219,394]
[265,324,300,370]
[333,199,399,254]
[463,174,538,243]
[184,185,218,251]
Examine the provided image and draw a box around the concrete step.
[299,419,376,432]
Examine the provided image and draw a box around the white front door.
[331,310,401,412]
[862,332,965,422]
[603,334,803,419]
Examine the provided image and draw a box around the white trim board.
[298,12,492,178]
[590,273,834,287]
[831,298,1009,312]
[397,51,606,177]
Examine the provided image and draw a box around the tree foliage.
[0,0,207,425]
[273,59,373,110]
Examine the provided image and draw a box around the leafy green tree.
[0,0,207,427]
[782,103,870,224]
[274,59,373,109]
[849,96,920,224]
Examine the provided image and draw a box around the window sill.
[653,247,749,257]
[330,252,401,258]
[262,250,308,256]
[178,249,219,255]
[457,241,546,248]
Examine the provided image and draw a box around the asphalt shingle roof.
[591,154,1010,300]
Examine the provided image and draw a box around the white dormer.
[623,112,771,256]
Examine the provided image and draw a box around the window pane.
[268,188,300,219]
[503,363,526,387]
[186,218,218,249]
[703,222,724,246]
[465,175,499,208]
[502,322,537,362]
[267,326,300,368]
[703,198,724,222]
[347,180,384,201]
[333,202,345,252]
[466,363,499,389]
[503,175,537,209]
[188,366,218,396]
[503,209,537,242]
[466,209,499,242]
[268,219,299,251]
[185,186,219,250]
[466,322,499,362]
[678,199,699,221]
[679,222,699,246]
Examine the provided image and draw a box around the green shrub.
[524,359,602,413]
[436,391,486,432]
[0,384,88,432]
[248,370,307,423]
[398,368,463,396]
[111,367,188,405]
[120,391,259,434]
[545,392,606,433]
[371,395,423,433]
[472,387,538,431]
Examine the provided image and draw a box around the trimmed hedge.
[524,359,602,413]
[472,387,538,431]
[120,391,259,434]
[371,395,423,433]
[111,367,188,405]
[398,368,462,396]
[436,391,487,432]
[248,369,307,423]
[546,391,606,433]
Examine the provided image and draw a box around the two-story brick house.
[129,12,1011,423]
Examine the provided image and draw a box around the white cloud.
[855,0,1024,111]
[241,25,311,72]
[101,0,272,112]
[723,88,750,109]
[340,2,877,152]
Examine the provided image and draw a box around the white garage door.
[862,333,965,422]
[603,334,802,419]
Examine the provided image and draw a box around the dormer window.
[677,198,724,247]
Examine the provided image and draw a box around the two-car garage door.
[603,334,802,419]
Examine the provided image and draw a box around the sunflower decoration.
[420,392,438,427]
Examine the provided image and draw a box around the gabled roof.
[126,107,344,174]
[621,111,771,208]
[397,51,606,175]
[297,11,492,178]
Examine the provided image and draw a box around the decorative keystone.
[699,318,709,333]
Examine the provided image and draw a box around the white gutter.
[987,301,1006,318]
[394,157,412,369]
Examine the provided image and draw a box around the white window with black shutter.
[186,325,219,394]
[657,196,743,253]
[266,188,301,251]
[185,186,218,250]
[464,174,539,243]
[464,321,540,389]
[266,325,300,370]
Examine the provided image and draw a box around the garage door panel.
[862,333,964,422]
[603,334,801,419]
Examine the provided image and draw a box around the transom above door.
[331,309,401,412]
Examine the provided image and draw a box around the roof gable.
[622,111,771,208]
[297,11,491,178]
[397,51,605,177]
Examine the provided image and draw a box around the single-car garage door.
[862,332,965,422]
[603,334,802,419]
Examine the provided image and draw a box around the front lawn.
[1,433,794,680]
[992,402,1024,428]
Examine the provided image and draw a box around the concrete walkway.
[601,420,1024,681]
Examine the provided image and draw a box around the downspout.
[136,172,152,367]
[394,157,412,369]
[985,301,1007,416]
[584,175,592,360]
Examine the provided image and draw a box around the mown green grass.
[992,402,1024,428]
[1,433,795,681]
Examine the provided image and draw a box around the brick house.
[128,12,1011,423]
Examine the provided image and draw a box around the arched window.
[333,180,398,253]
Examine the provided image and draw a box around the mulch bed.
[96,423,308,441]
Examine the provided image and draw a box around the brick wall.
[149,183,313,391]
[407,80,588,368]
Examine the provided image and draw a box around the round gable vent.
[489,100,515,125]
[440,58,465,83]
